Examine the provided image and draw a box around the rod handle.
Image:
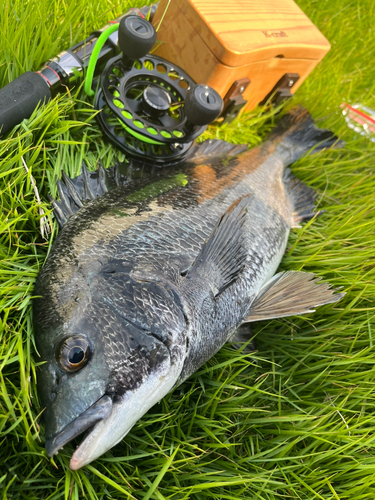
[0,72,51,136]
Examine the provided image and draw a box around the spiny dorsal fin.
[51,160,131,227]
[81,163,96,200]
[56,179,74,217]
[50,196,68,227]
[51,140,247,227]
[185,195,251,296]
[243,271,345,323]
[61,171,83,208]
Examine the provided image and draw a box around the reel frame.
[101,53,207,142]
[96,88,193,166]
[93,16,223,166]
[97,53,206,165]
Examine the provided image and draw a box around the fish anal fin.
[244,271,345,323]
[283,168,319,227]
[186,195,251,296]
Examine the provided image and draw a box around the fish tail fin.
[270,106,344,165]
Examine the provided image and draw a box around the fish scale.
[33,107,345,469]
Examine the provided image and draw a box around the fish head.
[34,259,187,469]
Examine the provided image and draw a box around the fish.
[33,107,345,470]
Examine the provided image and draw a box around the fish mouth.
[45,395,112,457]
[46,342,183,470]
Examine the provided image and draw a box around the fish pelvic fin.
[283,168,321,227]
[243,271,345,323]
[271,106,344,165]
[51,160,133,227]
[227,324,257,353]
[185,195,250,296]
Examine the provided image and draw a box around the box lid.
[175,0,330,66]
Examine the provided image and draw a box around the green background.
[1,0,375,498]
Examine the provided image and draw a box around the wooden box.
[151,0,330,116]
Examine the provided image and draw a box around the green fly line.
[84,23,119,96]
[117,119,165,145]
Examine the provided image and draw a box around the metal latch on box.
[222,78,251,124]
[260,73,300,106]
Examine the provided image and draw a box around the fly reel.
[95,15,223,166]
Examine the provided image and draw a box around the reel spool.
[95,15,223,166]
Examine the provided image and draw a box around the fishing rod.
[0,1,223,167]
[0,4,158,136]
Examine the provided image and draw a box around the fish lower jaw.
[69,363,182,470]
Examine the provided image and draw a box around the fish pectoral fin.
[185,195,251,296]
[243,271,345,323]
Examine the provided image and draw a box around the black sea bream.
[33,108,345,469]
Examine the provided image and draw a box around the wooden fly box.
[152,0,330,120]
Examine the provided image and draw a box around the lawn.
[1,0,375,498]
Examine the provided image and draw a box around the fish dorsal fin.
[51,140,246,227]
[51,160,133,226]
[186,139,248,163]
[243,271,345,323]
[185,195,251,296]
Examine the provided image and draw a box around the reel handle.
[0,72,51,136]
[118,16,157,64]
[185,84,223,126]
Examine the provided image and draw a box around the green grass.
[1,0,375,498]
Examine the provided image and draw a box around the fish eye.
[56,335,91,373]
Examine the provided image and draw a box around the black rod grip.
[0,72,52,136]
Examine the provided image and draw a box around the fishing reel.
[95,16,223,166]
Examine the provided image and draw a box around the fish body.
[33,108,344,469]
